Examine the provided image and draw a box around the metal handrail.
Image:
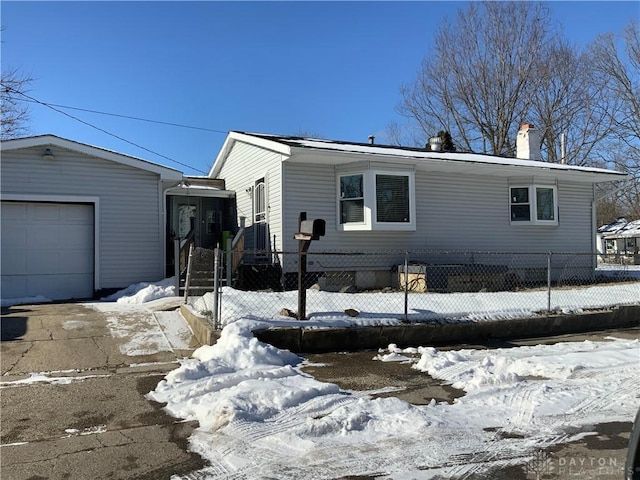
[173,228,196,294]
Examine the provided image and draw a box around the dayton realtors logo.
[524,449,623,479]
[524,449,553,479]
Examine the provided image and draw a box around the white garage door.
[1,201,94,301]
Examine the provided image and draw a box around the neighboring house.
[209,126,628,289]
[597,218,640,261]
[1,135,236,301]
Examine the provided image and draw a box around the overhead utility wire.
[2,84,208,174]
[21,98,227,134]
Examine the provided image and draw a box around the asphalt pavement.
[2,302,638,480]
[1,301,205,480]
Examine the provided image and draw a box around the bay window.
[338,169,415,231]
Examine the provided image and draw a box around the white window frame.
[509,185,558,226]
[337,169,416,231]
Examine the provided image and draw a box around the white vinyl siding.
[214,141,283,252]
[283,164,595,257]
[283,163,420,253]
[0,147,165,290]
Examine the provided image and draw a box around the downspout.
[591,184,597,270]
[279,153,285,266]
[159,179,166,279]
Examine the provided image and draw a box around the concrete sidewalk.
[1,301,204,480]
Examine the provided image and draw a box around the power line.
[21,98,228,134]
[2,83,209,174]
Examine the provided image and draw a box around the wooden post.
[297,212,311,320]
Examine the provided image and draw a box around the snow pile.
[401,338,640,437]
[150,322,639,479]
[149,320,430,439]
[101,277,176,303]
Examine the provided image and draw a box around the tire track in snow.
[219,393,355,452]
[506,382,537,431]
[175,394,359,480]
[565,374,637,418]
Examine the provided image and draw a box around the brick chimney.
[516,123,541,161]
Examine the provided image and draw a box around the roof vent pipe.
[428,136,443,152]
[368,135,375,145]
[560,132,566,164]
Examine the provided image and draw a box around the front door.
[174,197,226,249]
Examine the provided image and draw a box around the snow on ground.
[100,277,176,303]
[597,263,640,279]
[4,270,638,478]
[192,280,640,328]
[149,320,640,479]
[83,277,191,356]
[146,272,639,479]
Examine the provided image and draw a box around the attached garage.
[1,135,183,303]
[1,201,95,300]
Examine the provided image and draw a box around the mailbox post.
[294,212,325,320]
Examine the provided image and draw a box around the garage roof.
[1,134,183,181]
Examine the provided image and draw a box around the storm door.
[253,178,268,255]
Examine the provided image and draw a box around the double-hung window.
[340,174,365,223]
[509,185,558,225]
[338,168,415,231]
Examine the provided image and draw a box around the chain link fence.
[197,249,640,326]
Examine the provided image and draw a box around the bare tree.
[530,40,615,166]
[590,22,640,155]
[1,68,33,139]
[397,1,555,155]
[589,21,640,220]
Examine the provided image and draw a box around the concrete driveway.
[1,300,205,480]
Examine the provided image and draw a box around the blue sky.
[2,1,638,175]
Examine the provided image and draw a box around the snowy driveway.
[150,320,640,480]
[0,300,203,479]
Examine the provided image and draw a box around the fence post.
[404,251,409,322]
[213,246,220,329]
[547,251,552,313]
[226,240,232,287]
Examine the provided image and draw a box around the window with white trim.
[339,174,364,223]
[510,185,558,225]
[338,169,415,231]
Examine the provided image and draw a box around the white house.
[598,218,640,262]
[209,127,628,289]
[1,135,183,301]
[1,135,237,301]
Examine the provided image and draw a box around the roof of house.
[1,134,183,181]
[210,131,629,183]
[599,218,640,238]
